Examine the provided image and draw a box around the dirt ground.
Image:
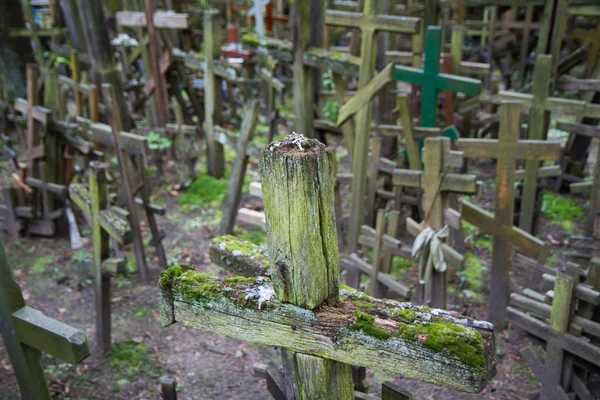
[0,134,596,399]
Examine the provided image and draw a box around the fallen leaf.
[58,308,67,314]
[132,336,144,343]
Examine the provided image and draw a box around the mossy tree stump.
[159,135,497,397]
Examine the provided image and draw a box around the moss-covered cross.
[159,135,497,397]
[0,237,89,399]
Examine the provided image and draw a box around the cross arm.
[87,122,148,157]
[209,235,270,277]
[159,266,496,393]
[394,66,424,87]
[116,11,189,29]
[372,125,441,140]
[325,11,420,34]
[556,121,600,139]
[69,184,133,245]
[461,201,547,259]
[25,178,67,198]
[441,173,478,194]
[337,63,395,125]
[436,74,482,97]
[12,306,89,365]
[14,98,53,124]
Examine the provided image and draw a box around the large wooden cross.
[393,137,478,308]
[499,54,600,233]
[394,26,482,128]
[70,162,130,355]
[456,101,560,327]
[159,135,496,397]
[0,237,90,399]
[327,1,420,255]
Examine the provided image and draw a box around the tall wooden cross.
[327,2,420,255]
[0,237,90,399]
[456,101,560,327]
[393,137,478,308]
[70,162,130,355]
[160,135,496,397]
[394,26,482,128]
[499,54,600,233]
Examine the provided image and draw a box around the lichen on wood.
[158,267,496,393]
[260,135,340,309]
[209,235,270,276]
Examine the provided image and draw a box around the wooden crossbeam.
[160,271,495,393]
[0,237,89,399]
[116,11,189,29]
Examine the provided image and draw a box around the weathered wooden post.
[69,161,131,356]
[203,9,226,178]
[0,237,90,399]
[159,135,497,397]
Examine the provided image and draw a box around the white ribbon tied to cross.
[411,225,449,286]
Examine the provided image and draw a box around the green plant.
[147,131,172,151]
[71,250,92,266]
[322,101,339,123]
[541,190,583,233]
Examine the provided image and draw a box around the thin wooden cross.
[499,54,600,233]
[394,26,483,128]
[160,135,496,397]
[70,161,130,355]
[456,101,560,327]
[0,237,90,399]
[393,137,478,308]
[115,6,189,127]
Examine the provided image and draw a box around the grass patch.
[30,256,54,274]
[541,190,583,233]
[474,234,493,252]
[391,256,413,276]
[463,253,484,292]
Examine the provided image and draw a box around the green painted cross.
[0,237,89,399]
[394,26,482,127]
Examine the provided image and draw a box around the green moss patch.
[234,227,267,246]
[397,319,485,372]
[110,341,162,380]
[349,311,392,340]
[542,190,583,233]
[179,175,229,207]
